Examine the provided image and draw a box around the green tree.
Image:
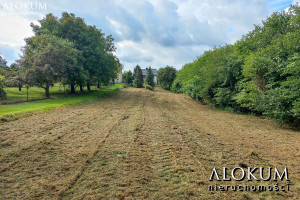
[158,66,176,90]
[124,70,133,84]
[0,75,6,100]
[30,12,119,93]
[0,54,7,67]
[8,63,23,91]
[144,67,155,87]
[133,65,143,88]
[171,4,300,126]
[23,34,80,97]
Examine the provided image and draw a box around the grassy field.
[2,84,103,104]
[0,84,123,120]
[0,87,299,199]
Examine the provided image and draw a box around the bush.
[171,79,182,93]
[214,87,238,108]
[133,78,143,88]
[157,66,176,90]
[0,75,7,100]
[144,67,155,87]
[170,5,300,126]
[144,84,153,90]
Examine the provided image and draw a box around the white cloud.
[112,0,270,70]
[0,0,47,63]
[0,0,293,69]
[0,14,34,47]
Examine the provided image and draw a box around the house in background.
[114,68,123,83]
[142,68,158,84]
[110,67,122,84]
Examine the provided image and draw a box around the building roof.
[142,68,158,76]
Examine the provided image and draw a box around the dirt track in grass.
[0,87,299,199]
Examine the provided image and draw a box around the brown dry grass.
[0,87,299,199]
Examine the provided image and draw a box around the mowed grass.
[0,84,123,120]
[2,84,103,104]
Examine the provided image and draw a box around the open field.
[0,87,299,199]
[0,84,122,120]
[2,84,108,104]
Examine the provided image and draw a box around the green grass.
[0,84,123,120]
[2,84,102,104]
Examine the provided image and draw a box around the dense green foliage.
[133,65,143,88]
[26,35,79,97]
[0,55,7,99]
[172,5,300,126]
[0,75,6,100]
[123,70,133,85]
[157,66,177,90]
[13,12,121,97]
[144,84,154,91]
[144,67,155,87]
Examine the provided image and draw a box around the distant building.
[142,68,158,84]
[110,67,123,84]
[115,68,123,83]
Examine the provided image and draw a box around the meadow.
[0,84,123,120]
[1,87,299,199]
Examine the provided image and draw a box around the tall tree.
[0,54,7,67]
[133,65,143,88]
[124,70,133,84]
[23,34,79,97]
[144,67,155,87]
[157,66,177,90]
[0,75,6,100]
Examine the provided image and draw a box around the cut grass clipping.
[0,84,123,121]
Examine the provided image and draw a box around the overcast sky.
[0,0,298,71]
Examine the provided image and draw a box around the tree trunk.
[87,82,91,91]
[71,84,75,94]
[97,82,100,88]
[18,84,22,91]
[26,84,29,102]
[80,84,84,92]
[45,83,50,98]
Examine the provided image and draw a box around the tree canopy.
[172,5,300,126]
[158,66,176,90]
[133,65,143,88]
[144,67,155,87]
[19,12,121,96]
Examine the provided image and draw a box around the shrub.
[171,79,183,93]
[144,84,153,90]
[144,67,155,87]
[170,5,300,126]
[158,66,177,90]
[0,75,7,100]
[133,78,143,88]
[214,87,238,108]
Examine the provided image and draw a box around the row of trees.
[171,5,300,126]
[123,65,155,89]
[1,12,122,98]
[0,55,9,99]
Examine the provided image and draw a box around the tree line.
[171,5,299,126]
[123,65,156,90]
[0,12,122,98]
